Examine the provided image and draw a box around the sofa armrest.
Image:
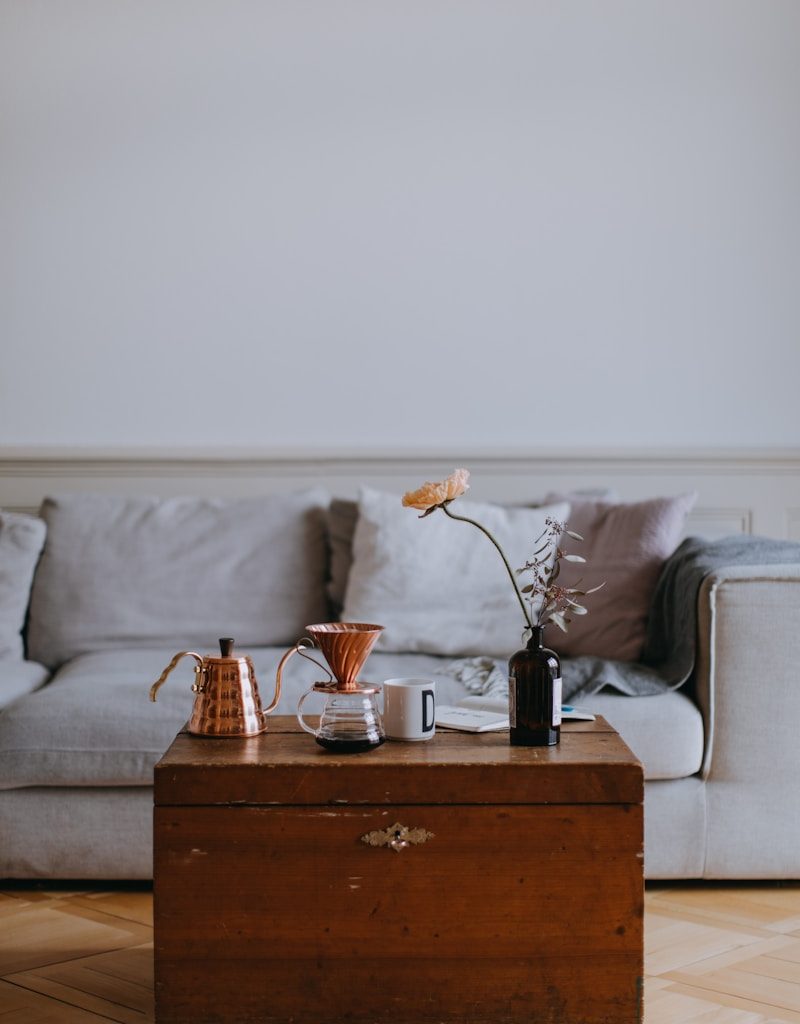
[692,564,800,877]
[695,563,800,778]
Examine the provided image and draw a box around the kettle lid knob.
[219,637,235,657]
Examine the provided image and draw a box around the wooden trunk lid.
[154,717,643,807]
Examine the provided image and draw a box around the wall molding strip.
[1,447,798,540]
[1,446,800,475]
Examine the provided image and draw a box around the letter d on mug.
[382,678,436,741]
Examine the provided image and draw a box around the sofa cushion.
[0,650,197,789]
[0,646,471,789]
[342,487,570,658]
[0,510,47,660]
[0,647,699,789]
[0,786,156,880]
[326,498,360,615]
[544,492,697,662]
[26,491,331,669]
[580,690,704,781]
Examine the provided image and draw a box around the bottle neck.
[527,625,545,650]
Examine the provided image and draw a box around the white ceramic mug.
[382,678,436,741]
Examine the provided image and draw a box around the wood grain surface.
[155,715,643,806]
[155,804,643,1023]
[153,718,644,1023]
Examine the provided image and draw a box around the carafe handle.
[296,686,319,736]
[150,651,204,702]
[275,639,334,697]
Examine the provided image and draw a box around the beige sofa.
[1,494,799,880]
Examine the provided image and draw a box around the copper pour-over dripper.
[307,622,383,690]
[276,622,383,695]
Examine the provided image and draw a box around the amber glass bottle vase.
[509,625,562,746]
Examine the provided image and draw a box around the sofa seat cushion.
[0,647,472,790]
[0,648,703,789]
[581,690,704,781]
[0,650,197,790]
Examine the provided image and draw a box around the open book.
[436,695,596,733]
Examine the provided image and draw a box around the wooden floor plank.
[0,896,63,922]
[645,903,777,940]
[60,894,153,929]
[649,887,800,934]
[645,982,766,1024]
[768,941,800,966]
[5,942,153,1023]
[0,903,151,976]
[76,946,153,990]
[645,912,777,975]
[2,884,800,1022]
[661,980,800,1024]
[726,955,800,987]
[0,979,117,1022]
[668,936,799,977]
[4,974,149,1024]
[665,969,800,1015]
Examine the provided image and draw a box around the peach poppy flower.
[401,469,600,637]
[401,468,470,512]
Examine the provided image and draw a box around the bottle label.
[508,676,516,728]
[552,677,562,726]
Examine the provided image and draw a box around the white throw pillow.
[342,487,570,658]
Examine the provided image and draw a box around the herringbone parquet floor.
[2,883,800,1021]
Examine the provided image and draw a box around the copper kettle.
[150,638,280,737]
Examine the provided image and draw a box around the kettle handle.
[150,651,204,702]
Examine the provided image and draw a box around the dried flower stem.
[441,503,534,632]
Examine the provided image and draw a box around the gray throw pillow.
[0,511,47,660]
[543,492,697,662]
[326,498,359,615]
[27,491,330,668]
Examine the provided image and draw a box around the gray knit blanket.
[446,535,800,703]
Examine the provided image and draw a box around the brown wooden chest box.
[154,717,643,1023]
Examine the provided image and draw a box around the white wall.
[1,1,798,450]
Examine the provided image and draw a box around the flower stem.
[441,503,534,632]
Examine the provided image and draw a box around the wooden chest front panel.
[154,802,643,1024]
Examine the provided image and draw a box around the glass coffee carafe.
[298,685,384,753]
[276,622,386,753]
